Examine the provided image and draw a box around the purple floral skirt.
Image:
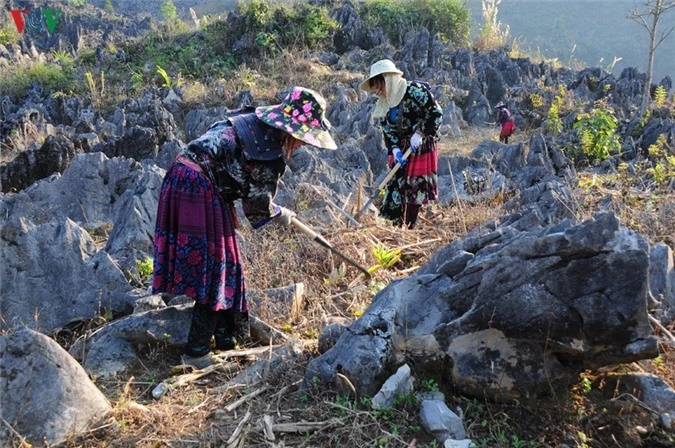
[152,163,246,312]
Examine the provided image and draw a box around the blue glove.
[392,147,407,165]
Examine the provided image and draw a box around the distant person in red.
[495,101,515,144]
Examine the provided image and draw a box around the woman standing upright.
[495,101,515,144]
[360,59,443,228]
[151,87,336,368]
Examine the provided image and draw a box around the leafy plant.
[104,0,114,13]
[573,101,621,165]
[645,134,675,187]
[160,0,178,21]
[0,21,20,46]
[68,0,86,7]
[78,49,98,65]
[359,0,470,47]
[156,65,173,88]
[52,50,74,72]
[653,85,667,107]
[421,378,439,393]
[545,89,565,135]
[0,62,74,98]
[130,71,144,93]
[632,109,651,138]
[393,391,417,408]
[529,92,544,109]
[217,0,337,61]
[324,263,347,286]
[136,257,154,284]
[84,70,106,108]
[370,243,401,272]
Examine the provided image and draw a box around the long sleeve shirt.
[379,81,443,155]
[498,108,513,125]
[180,120,286,228]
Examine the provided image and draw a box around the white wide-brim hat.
[360,59,404,93]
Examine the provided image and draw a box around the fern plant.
[546,100,563,135]
[545,86,566,135]
[573,101,621,165]
[653,85,667,107]
[646,134,675,187]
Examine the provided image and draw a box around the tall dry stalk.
[476,0,510,51]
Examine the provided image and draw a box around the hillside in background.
[466,0,675,81]
[69,0,675,82]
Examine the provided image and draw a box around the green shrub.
[573,101,621,165]
[546,95,563,135]
[529,92,544,109]
[160,0,178,21]
[68,0,86,7]
[0,21,20,46]
[78,49,98,65]
[359,0,470,47]
[105,0,114,13]
[646,134,675,187]
[52,50,75,72]
[0,63,74,98]
[136,257,154,284]
[203,0,336,61]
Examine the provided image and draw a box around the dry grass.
[179,49,363,110]
[12,194,504,448]
[574,172,675,247]
[6,170,674,448]
[237,184,506,336]
[437,125,532,158]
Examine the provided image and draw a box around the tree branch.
[655,24,675,47]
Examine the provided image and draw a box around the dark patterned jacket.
[180,119,285,228]
[378,81,443,155]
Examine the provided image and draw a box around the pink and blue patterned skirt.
[152,163,246,313]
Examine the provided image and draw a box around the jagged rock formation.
[304,211,658,400]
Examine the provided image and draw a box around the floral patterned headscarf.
[255,87,337,150]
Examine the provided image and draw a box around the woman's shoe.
[215,336,237,351]
[180,352,219,369]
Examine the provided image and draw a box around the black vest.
[227,107,283,161]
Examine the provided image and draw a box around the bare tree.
[627,0,675,115]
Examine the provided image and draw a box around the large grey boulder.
[95,125,159,161]
[0,328,111,446]
[303,213,658,400]
[0,216,141,333]
[69,303,193,379]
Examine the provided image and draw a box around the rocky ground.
[1,1,674,447]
